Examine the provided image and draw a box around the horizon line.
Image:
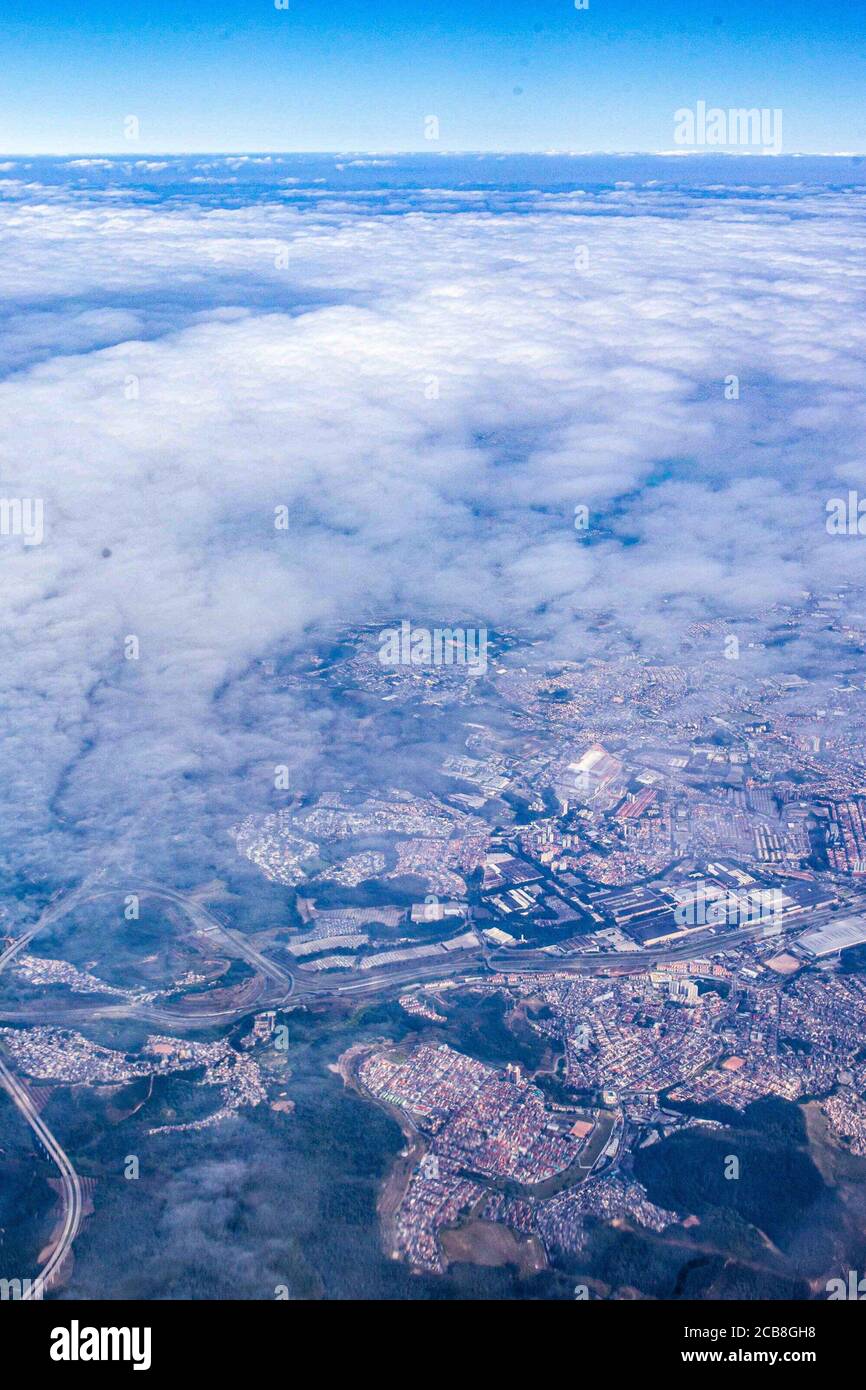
[1,148,865,160]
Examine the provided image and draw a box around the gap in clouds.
[0,155,864,896]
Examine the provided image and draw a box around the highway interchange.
[0,876,861,1298]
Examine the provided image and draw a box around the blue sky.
[2,0,865,154]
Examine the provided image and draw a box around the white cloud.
[0,171,864,879]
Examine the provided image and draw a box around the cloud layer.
[1,157,864,885]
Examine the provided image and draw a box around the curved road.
[0,874,291,1300]
[0,882,99,1299]
[0,1053,83,1300]
[0,874,856,1301]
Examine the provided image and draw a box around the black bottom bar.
[7,1296,858,1377]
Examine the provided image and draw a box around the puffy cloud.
[0,160,864,883]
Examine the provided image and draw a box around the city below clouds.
[4,3,866,1321]
[0,155,865,885]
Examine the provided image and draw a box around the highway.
[0,874,859,1300]
[0,881,102,1298]
[0,875,294,1299]
[0,882,858,1030]
[125,883,293,991]
[0,1052,83,1299]
[0,881,294,1028]
[302,900,856,999]
[0,874,100,976]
